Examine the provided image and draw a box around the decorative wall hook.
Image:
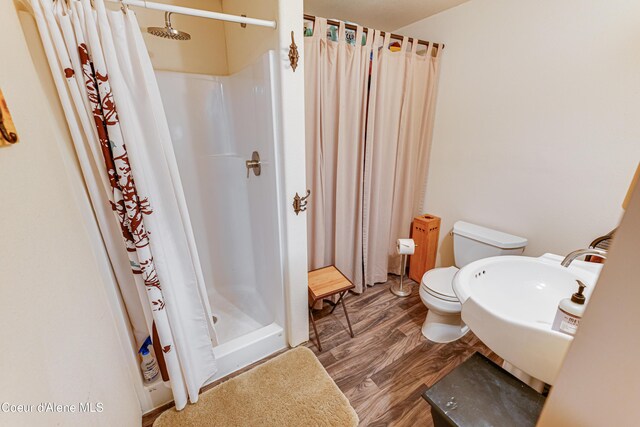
[0,90,18,146]
[293,189,311,215]
[288,31,299,72]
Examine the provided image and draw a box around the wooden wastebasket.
[409,214,441,283]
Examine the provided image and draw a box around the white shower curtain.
[363,33,442,285]
[305,21,442,290]
[31,0,217,410]
[304,18,372,292]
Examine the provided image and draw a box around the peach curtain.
[363,33,442,286]
[304,18,372,292]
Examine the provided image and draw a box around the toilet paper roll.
[397,238,415,255]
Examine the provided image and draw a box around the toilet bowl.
[417,221,528,343]
[419,267,469,343]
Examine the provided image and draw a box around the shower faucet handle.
[246,151,261,178]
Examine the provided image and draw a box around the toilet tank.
[452,221,528,267]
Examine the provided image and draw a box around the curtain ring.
[120,0,128,13]
[53,0,70,9]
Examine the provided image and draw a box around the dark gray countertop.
[422,353,546,427]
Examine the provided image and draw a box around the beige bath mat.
[153,346,358,427]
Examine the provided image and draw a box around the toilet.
[419,221,527,343]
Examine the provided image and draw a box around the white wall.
[0,3,140,426]
[275,0,310,347]
[538,174,640,425]
[398,0,640,266]
[222,0,278,74]
[134,0,229,75]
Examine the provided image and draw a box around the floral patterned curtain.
[32,0,217,410]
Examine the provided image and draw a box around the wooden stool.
[308,266,355,352]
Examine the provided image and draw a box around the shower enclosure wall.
[156,51,286,381]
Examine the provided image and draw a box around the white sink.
[453,253,602,385]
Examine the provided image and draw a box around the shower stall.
[29,0,306,413]
[156,51,287,380]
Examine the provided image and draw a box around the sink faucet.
[560,248,607,267]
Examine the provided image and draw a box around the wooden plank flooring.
[142,275,500,426]
[305,275,501,426]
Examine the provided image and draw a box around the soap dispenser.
[552,280,587,336]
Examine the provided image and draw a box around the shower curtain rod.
[105,0,277,29]
[303,14,443,50]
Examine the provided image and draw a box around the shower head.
[147,12,191,41]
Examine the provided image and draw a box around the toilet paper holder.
[392,239,417,297]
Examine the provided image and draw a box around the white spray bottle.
[139,337,160,383]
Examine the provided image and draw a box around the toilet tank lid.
[452,221,528,249]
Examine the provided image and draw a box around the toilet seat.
[421,266,459,302]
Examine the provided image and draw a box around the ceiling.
[304,0,470,32]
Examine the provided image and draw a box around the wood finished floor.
[142,276,500,426]
[305,275,501,426]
